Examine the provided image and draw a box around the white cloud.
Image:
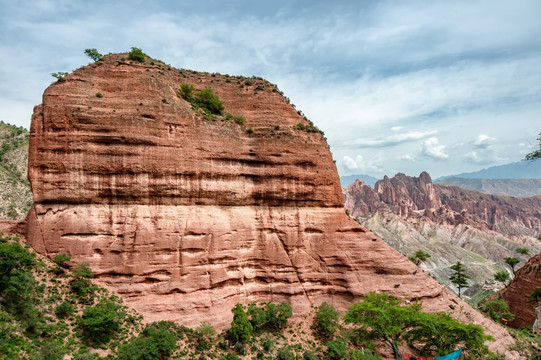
[345,130,437,148]
[473,134,497,149]
[342,155,383,175]
[400,153,416,162]
[421,137,448,160]
[391,126,403,131]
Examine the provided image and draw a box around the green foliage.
[247,302,291,332]
[449,261,470,297]
[344,292,490,359]
[178,83,194,101]
[55,300,74,319]
[409,250,431,265]
[70,263,95,302]
[79,297,125,345]
[84,48,103,62]
[277,346,294,360]
[195,321,216,351]
[326,339,347,360]
[229,304,253,345]
[33,341,65,360]
[312,302,340,339]
[51,72,69,81]
[224,113,245,125]
[528,288,541,303]
[52,253,71,267]
[128,47,145,63]
[303,350,319,360]
[480,298,514,323]
[193,88,225,115]
[220,354,242,360]
[494,270,510,284]
[117,321,180,360]
[525,132,541,161]
[95,92,103,98]
[294,120,321,133]
[346,349,382,360]
[516,247,530,255]
[504,257,520,274]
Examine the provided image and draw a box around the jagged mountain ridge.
[343,172,541,299]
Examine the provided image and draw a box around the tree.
[343,292,489,359]
[79,297,125,345]
[494,270,510,285]
[229,304,253,347]
[516,247,530,255]
[525,132,541,160]
[409,250,431,266]
[504,257,520,275]
[480,299,514,324]
[312,302,340,339]
[128,47,145,63]
[84,48,102,62]
[449,261,470,298]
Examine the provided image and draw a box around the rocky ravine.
[344,173,541,300]
[25,53,516,355]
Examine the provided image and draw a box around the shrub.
[193,88,224,115]
[69,263,95,302]
[51,72,69,82]
[303,351,319,360]
[178,83,194,101]
[52,253,71,268]
[480,299,514,323]
[117,321,179,360]
[326,339,347,360]
[195,321,216,351]
[277,346,294,360]
[55,300,74,319]
[79,297,125,345]
[128,47,145,63]
[313,302,340,339]
[84,48,102,62]
[346,349,381,360]
[95,92,103,98]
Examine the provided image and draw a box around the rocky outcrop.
[25,53,516,356]
[344,174,541,302]
[499,253,541,329]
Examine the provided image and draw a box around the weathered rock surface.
[26,54,516,356]
[498,253,541,329]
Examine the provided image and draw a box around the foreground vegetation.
[3,233,536,359]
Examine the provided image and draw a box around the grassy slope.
[0,122,32,219]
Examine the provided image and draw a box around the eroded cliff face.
[499,253,541,329]
[25,53,516,355]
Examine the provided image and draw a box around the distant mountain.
[436,161,541,180]
[436,178,541,197]
[339,174,378,187]
[343,172,541,301]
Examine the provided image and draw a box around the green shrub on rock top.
[128,47,145,63]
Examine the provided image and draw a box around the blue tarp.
[434,348,462,360]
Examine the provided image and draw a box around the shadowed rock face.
[25,53,516,356]
[499,254,541,329]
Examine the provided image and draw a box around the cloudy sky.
[1,0,540,179]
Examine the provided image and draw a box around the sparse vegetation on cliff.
[128,47,145,63]
[0,122,31,219]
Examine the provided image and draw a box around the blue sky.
[1,0,540,179]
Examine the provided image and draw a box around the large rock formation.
[498,253,541,329]
[26,53,516,355]
[343,174,541,300]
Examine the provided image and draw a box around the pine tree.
[450,261,470,298]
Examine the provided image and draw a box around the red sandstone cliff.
[498,253,541,329]
[25,53,516,356]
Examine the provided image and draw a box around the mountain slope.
[0,121,31,219]
[437,161,541,180]
[436,178,541,197]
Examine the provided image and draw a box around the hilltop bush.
[128,47,145,63]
